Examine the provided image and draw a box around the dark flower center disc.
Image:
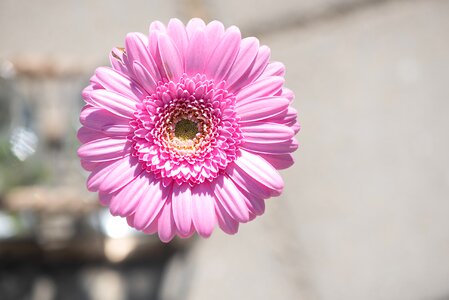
[174,119,198,140]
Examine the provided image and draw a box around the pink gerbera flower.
[78,18,299,242]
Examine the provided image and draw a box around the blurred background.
[0,0,449,299]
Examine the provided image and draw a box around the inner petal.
[174,118,198,140]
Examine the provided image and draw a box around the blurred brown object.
[8,55,87,78]
[3,185,97,215]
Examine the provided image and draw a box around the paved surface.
[2,0,449,299]
[181,1,449,300]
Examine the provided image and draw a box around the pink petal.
[87,160,121,192]
[167,18,188,60]
[270,106,298,125]
[259,153,295,170]
[185,29,207,75]
[148,31,164,78]
[241,123,295,144]
[80,106,131,135]
[82,85,95,106]
[186,18,206,38]
[149,20,166,33]
[94,67,145,100]
[225,37,260,91]
[233,150,284,195]
[80,159,100,171]
[215,201,239,234]
[243,193,265,216]
[99,156,142,193]
[132,61,158,94]
[214,175,250,223]
[133,179,169,230]
[191,182,216,238]
[125,32,161,82]
[99,191,113,206]
[109,172,152,217]
[226,163,272,199]
[126,214,136,227]
[177,225,195,239]
[172,184,193,236]
[282,88,295,103]
[232,45,271,92]
[127,213,160,234]
[241,137,298,155]
[142,216,159,234]
[260,61,285,78]
[236,96,289,122]
[158,200,176,243]
[236,76,284,103]
[77,137,131,162]
[205,26,241,82]
[77,127,106,144]
[292,121,301,134]
[157,33,184,81]
[88,89,137,119]
[204,21,225,59]
[109,47,128,74]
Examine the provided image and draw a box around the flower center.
[132,74,243,185]
[174,119,198,141]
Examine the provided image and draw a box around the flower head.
[78,18,299,242]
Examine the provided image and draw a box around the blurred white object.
[10,126,38,161]
[0,211,15,238]
[99,209,138,239]
[0,60,16,79]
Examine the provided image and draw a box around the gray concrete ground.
[178,1,449,299]
[1,0,449,299]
